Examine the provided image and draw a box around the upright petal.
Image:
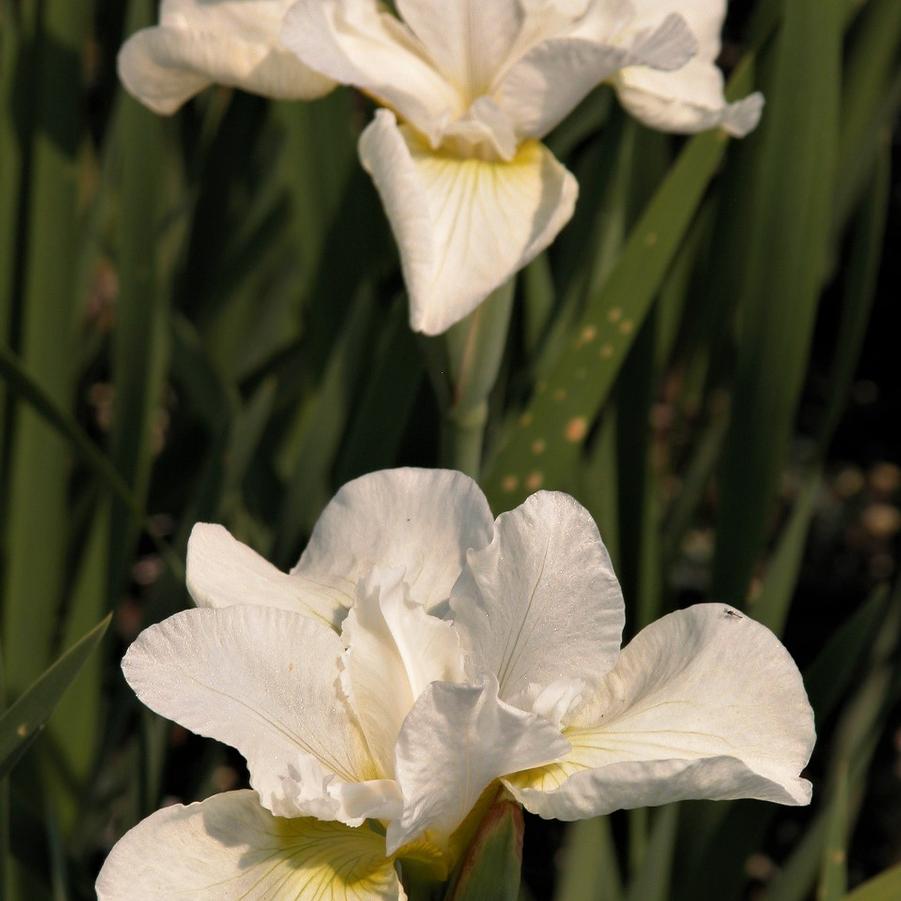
[396,0,525,99]
[294,468,494,611]
[282,0,461,145]
[96,790,403,900]
[359,110,578,335]
[387,676,569,853]
[187,523,352,628]
[615,0,764,137]
[507,605,815,819]
[497,12,697,140]
[341,567,466,775]
[118,0,334,115]
[451,491,624,714]
[122,605,392,825]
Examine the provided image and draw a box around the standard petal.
[615,62,764,137]
[281,0,461,144]
[496,13,697,140]
[122,605,389,825]
[118,0,333,115]
[294,468,494,612]
[341,567,466,775]
[506,605,815,819]
[96,790,403,900]
[387,676,569,854]
[358,110,578,335]
[396,0,525,98]
[187,523,352,628]
[615,0,763,137]
[451,491,624,714]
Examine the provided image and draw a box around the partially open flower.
[97,469,813,899]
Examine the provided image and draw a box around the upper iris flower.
[97,469,814,900]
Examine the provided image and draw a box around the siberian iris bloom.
[97,469,814,900]
[119,1,762,335]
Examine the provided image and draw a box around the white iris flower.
[97,468,814,900]
[118,1,762,335]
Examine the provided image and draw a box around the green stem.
[440,281,515,478]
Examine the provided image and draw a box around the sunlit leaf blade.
[0,616,111,781]
[845,864,901,901]
[712,0,843,603]
[626,805,679,901]
[817,762,849,901]
[482,61,757,509]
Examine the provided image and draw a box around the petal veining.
[451,491,624,713]
[294,468,494,612]
[506,605,815,819]
[122,605,382,825]
[118,0,334,114]
[187,522,352,628]
[387,676,569,854]
[96,790,403,900]
[358,111,577,335]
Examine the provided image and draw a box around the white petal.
[396,0,525,98]
[616,62,764,137]
[358,110,577,335]
[122,605,389,825]
[616,0,762,137]
[187,523,351,628]
[506,605,815,819]
[96,790,403,900]
[118,0,333,115]
[341,567,466,774]
[451,491,624,713]
[294,468,494,612]
[496,13,697,140]
[387,676,569,853]
[281,0,461,144]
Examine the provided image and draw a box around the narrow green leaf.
[845,864,901,901]
[712,0,843,603]
[2,0,92,692]
[554,817,622,901]
[750,469,822,636]
[818,763,849,901]
[626,805,679,901]
[0,616,111,780]
[483,61,756,508]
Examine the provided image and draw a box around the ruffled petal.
[615,0,763,137]
[187,523,351,628]
[451,491,624,714]
[358,110,577,335]
[281,0,461,144]
[497,12,698,140]
[96,790,403,900]
[506,605,815,819]
[294,468,494,612]
[341,567,465,775]
[118,0,333,114]
[122,605,394,825]
[387,675,569,853]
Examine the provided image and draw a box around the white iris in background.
[97,468,814,900]
[118,1,763,335]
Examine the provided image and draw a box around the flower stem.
[440,280,514,478]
